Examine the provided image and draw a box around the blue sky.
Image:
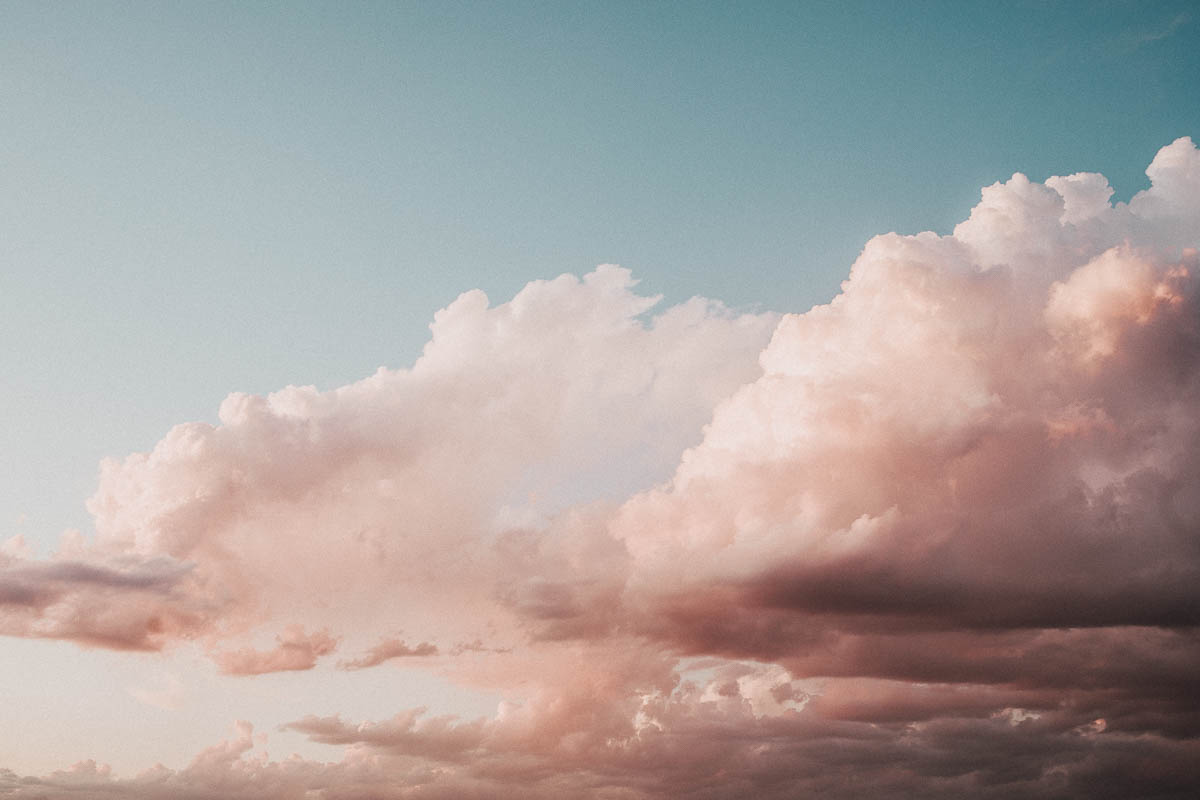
[2,0,1198,547]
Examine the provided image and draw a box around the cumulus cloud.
[75,266,777,653]
[610,140,1200,652]
[4,138,1200,798]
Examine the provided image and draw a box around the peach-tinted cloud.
[4,138,1200,797]
[4,665,1198,799]
[70,266,777,655]
[0,546,209,650]
[214,625,338,675]
[338,635,438,670]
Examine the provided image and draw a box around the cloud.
[0,550,206,650]
[214,625,338,676]
[338,636,438,670]
[1125,11,1191,50]
[74,266,777,655]
[4,669,1199,799]
[4,138,1200,797]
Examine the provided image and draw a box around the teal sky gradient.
[2,0,1198,545]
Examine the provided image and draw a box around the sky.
[1,1,1199,798]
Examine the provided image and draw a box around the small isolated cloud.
[1128,11,1191,49]
[214,626,338,676]
[338,636,438,670]
[448,639,511,656]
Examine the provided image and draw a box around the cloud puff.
[75,266,777,652]
[338,636,439,670]
[213,625,339,675]
[609,140,1200,657]
[4,138,1200,798]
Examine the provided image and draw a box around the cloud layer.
[3,138,1199,798]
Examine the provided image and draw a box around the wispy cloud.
[338,636,438,670]
[213,626,338,676]
[1122,10,1191,51]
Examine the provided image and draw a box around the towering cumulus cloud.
[3,138,1199,798]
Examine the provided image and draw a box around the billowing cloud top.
[3,137,1199,799]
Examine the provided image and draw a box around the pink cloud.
[4,138,1200,798]
[213,625,338,676]
[0,550,209,650]
[70,266,776,656]
[338,636,438,670]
